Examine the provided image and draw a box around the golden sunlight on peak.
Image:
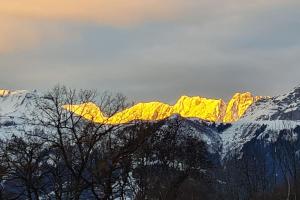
[107,102,173,124]
[64,92,266,125]
[64,92,264,124]
[172,96,227,122]
[63,102,107,122]
[223,92,265,123]
[0,89,11,96]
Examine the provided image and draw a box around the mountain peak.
[173,95,226,122]
[0,89,29,97]
[223,92,263,123]
[290,85,300,97]
[0,89,11,97]
[232,92,252,98]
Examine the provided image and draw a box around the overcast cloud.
[0,0,300,102]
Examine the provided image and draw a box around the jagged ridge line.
[64,92,265,124]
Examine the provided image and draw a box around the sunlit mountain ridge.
[64,92,264,124]
[0,90,11,96]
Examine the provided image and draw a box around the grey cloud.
[1,1,300,103]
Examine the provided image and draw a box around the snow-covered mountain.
[1,86,300,161]
[0,90,39,138]
[221,86,300,159]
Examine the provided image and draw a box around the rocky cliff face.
[65,92,263,124]
[172,96,227,122]
[220,86,300,159]
[223,92,264,123]
[242,86,300,121]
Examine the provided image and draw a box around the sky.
[1,0,300,103]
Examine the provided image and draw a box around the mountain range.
[0,86,299,160]
[64,92,264,124]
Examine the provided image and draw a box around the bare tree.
[132,117,215,200]
[0,134,47,200]
[29,86,132,199]
[13,85,160,200]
